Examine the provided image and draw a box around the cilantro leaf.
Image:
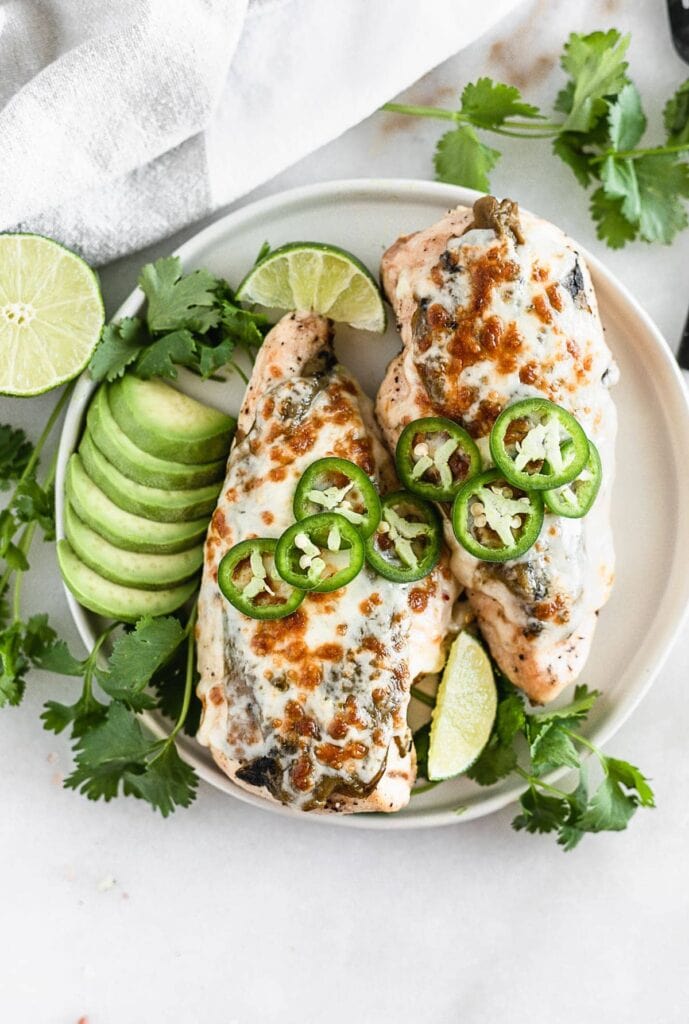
[664,79,689,146]
[0,623,28,707]
[42,690,106,737]
[124,741,198,817]
[558,30,631,132]
[576,775,637,832]
[608,83,646,152]
[529,722,580,774]
[197,335,237,379]
[590,187,638,247]
[634,154,689,243]
[219,301,267,350]
[133,330,197,380]
[0,425,32,489]
[459,78,542,129]
[434,125,500,192]
[0,509,28,572]
[98,615,185,710]
[139,257,218,333]
[513,785,569,835]
[22,614,83,675]
[601,155,640,221]
[553,80,575,118]
[495,690,526,743]
[466,731,518,786]
[64,701,154,802]
[576,756,655,831]
[0,614,79,708]
[88,317,150,382]
[556,768,589,851]
[13,478,55,539]
[65,702,197,815]
[552,134,597,187]
[605,757,655,807]
[601,153,689,243]
[469,740,518,785]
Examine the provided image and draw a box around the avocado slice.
[108,376,235,464]
[87,385,227,489]
[67,454,208,554]
[57,540,197,622]
[79,432,221,523]
[64,501,203,590]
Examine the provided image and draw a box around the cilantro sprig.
[414,667,654,849]
[383,29,689,247]
[0,386,75,707]
[42,610,199,816]
[88,255,270,385]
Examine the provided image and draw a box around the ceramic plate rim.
[55,177,689,830]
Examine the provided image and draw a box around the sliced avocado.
[87,385,226,488]
[108,375,235,464]
[57,539,197,622]
[64,501,203,590]
[79,432,221,523]
[67,454,208,554]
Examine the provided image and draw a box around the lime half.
[427,631,497,781]
[0,234,105,396]
[236,242,386,332]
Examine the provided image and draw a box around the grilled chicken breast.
[197,312,457,812]
[376,198,618,704]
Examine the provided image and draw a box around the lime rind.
[427,631,497,781]
[236,241,386,333]
[0,233,104,396]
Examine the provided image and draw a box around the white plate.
[56,178,689,829]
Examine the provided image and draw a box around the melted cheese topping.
[198,364,455,809]
[378,207,617,701]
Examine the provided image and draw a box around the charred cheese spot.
[359,593,382,616]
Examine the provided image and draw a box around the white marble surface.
[2,2,689,1022]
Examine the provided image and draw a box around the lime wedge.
[236,242,386,332]
[427,631,497,781]
[0,233,105,396]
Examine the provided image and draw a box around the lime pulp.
[427,631,497,781]
[0,233,104,396]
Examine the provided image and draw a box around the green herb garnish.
[41,610,199,817]
[89,256,270,385]
[467,671,654,849]
[383,29,689,247]
[0,388,74,707]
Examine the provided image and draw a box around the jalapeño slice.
[396,416,482,502]
[218,538,305,620]
[452,468,544,563]
[365,491,441,583]
[489,398,588,491]
[275,512,365,592]
[544,438,602,519]
[293,457,381,538]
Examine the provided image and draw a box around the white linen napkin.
[0,0,519,264]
